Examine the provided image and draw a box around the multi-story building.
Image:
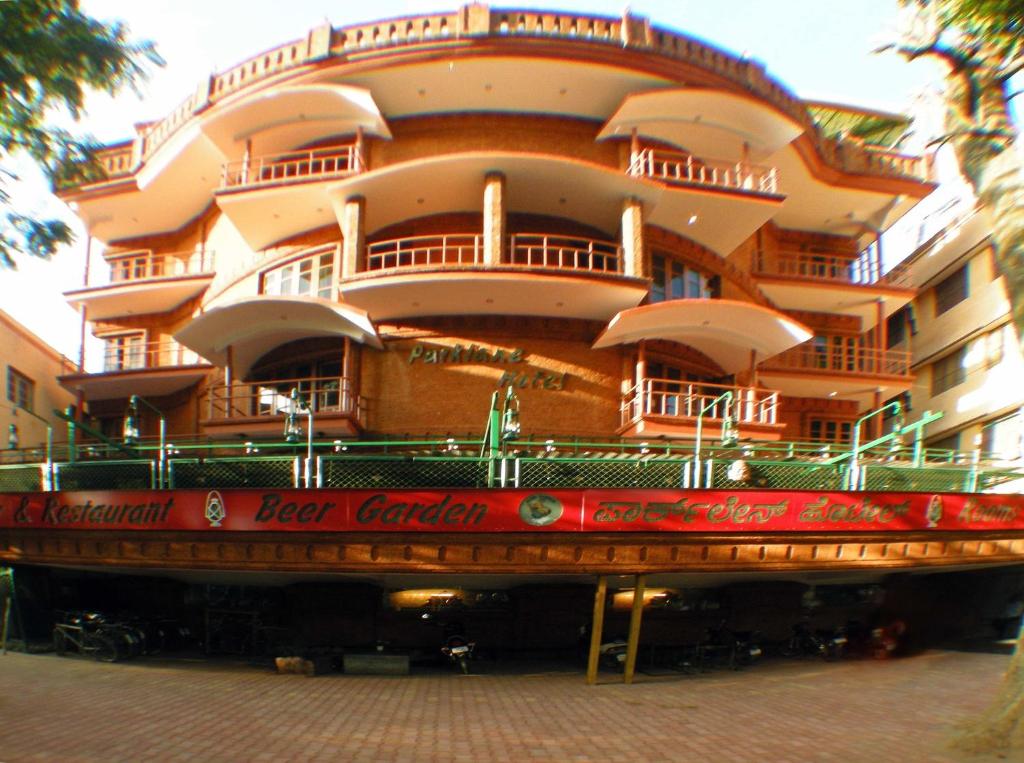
[0,309,75,459]
[2,6,1022,672]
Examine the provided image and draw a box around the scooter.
[702,621,762,670]
[441,625,475,674]
[598,638,628,671]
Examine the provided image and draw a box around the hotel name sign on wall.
[407,342,567,391]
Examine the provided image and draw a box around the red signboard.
[1,489,1023,533]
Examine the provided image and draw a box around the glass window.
[934,265,968,316]
[650,253,710,303]
[263,252,334,298]
[6,367,34,411]
[103,334,146,371]
[808,418,852,444]
[931,347,967,395]
[982,412,1023,460]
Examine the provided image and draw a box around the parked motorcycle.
[870,620,906,659]
[440,623,475,674]
[783,621,846,660]
[702,621,762,670]
[598,637,628,671]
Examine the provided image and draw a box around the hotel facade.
[2,6,1022,671]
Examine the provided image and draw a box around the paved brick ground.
[0,650,1016,762]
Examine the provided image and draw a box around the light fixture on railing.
[501,387,521,441]
[122,398,140,445]
[7,423,18,450]
[720,415,740,448]
[284,389,305,443]
[245,441,259,455]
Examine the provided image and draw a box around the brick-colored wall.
[362,317,622,438]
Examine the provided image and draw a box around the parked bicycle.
[52,612,125,662]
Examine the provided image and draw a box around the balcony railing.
[629,148,779,195]
[621,379,780,428]
[366,235,483,271]
[761,345,912,377]
[754,250,914,288]
[102,340,203,373]
[107,250,215,284]
[508,234,622,274]
[204,376,359,422]
[220,145,360,189]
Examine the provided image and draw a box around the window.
[931,347,966,395]
[982,412,1023,460]
[886,306,916,348]
[650,252,712,303]
[928,432,960,453]
[6,367,34,412]
[933,265,968,316]
[103,334,146,371]
[808,418,852,444]
[809,335,859,372]
[262,252,333,298]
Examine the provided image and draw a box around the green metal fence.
[168,457,301,488]
[318,456,489,488]
[0,464,46,492]
[703,459,848,491]
[516,457,691,488]
[53,460,156,490]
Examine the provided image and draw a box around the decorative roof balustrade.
[79,5,928,188]
[630,149,780,196]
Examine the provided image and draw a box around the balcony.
[758,344,913,406]
[59,340,212,401]
[752,249,914,327]
[342,232,645,321]
[629,149,779,196]
[220,145,360,191]
[65,249,215,320]
[201,376,363,437]
[620,379,783,440]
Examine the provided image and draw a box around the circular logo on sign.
[519,494,563,526]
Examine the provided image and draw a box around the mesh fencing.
[319,457,489,488]
[704,459,848,491]
[54,460,156,490]
[0,464,45,492]
[860,465,973,493]
[517,458,690,488]
[168,457,300,488]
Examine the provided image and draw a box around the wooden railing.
[621,379,779,428]
[508,234,621,273]
[107,250,215,284]
[220,145,359,189]
[761,345,912,377]
[204,376,358,421]
[102,340,203,372]
[630,148,779,195]
[366,235,483,271]
[97,145,135,178]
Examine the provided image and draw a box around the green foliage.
[0,0,162,268]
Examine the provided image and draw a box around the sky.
[1,0,945,360]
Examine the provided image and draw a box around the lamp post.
[123,395,167,489]
[848,399,903,490]
[284,388,314,488]
[693,391,736,488]
[4,404,54,490]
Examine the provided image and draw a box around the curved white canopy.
[593,299,812,373]
[598,89,804,162]
[174,295,382,378]
[201,84,391,156]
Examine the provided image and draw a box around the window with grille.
[931,347,966,395]
[650,252,712,303]
[6,367,34,411]
[933,265,968,316]
[262,252,333,299]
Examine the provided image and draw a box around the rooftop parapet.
[63,4,931,194]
